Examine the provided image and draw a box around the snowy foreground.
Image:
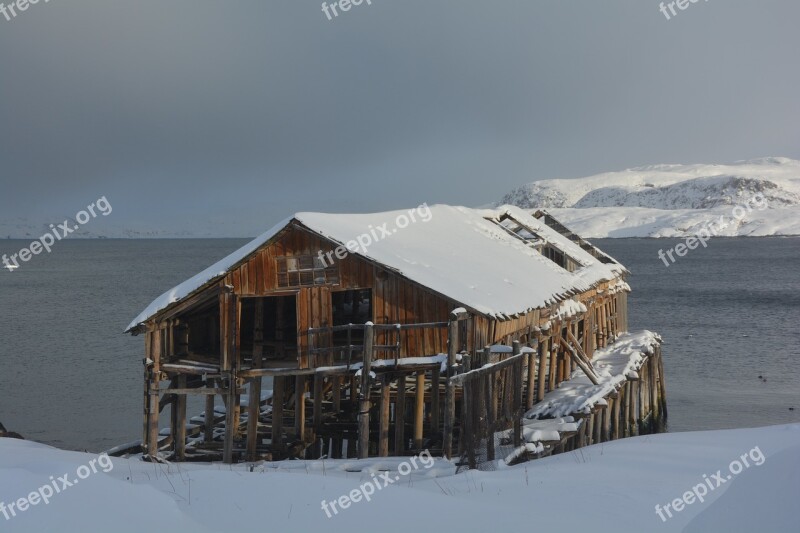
[1,425,798,533]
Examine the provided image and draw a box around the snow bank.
[2,424,798,532]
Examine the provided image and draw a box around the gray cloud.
[1,0,798,235]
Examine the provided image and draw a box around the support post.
[272,376,284,453]
[512,341,522,447]
[147,326,162,458]
[379,374,390,457]
[358,322,374,459]
[526,343,536,409]
[204,381,215,443]
[430,367,440,434]
[395,373,407,455]
[414,370,425,450]
[295,375,306,445]
[443,317,458,458]
[221,290,240,464]
[246,299,264,461]
[486,372,495,461]
[175,375,187,461]
[537,337,549,401]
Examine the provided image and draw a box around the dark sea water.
[1,238,798,452]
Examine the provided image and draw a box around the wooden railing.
[305,321,448,367]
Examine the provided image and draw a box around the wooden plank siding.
[154,222,628,370]
[214,223,463,364]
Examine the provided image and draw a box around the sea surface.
[1,237,798,452]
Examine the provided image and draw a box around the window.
[276,255,339,288]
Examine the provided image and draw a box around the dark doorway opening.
[241,295,298,366]
[332,289,372,347]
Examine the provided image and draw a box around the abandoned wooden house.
[124,204,666,466]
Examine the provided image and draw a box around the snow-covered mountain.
[498,157,800,238]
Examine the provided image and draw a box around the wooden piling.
[414,371,425,450]
[147,327,162,458]
[175,375,187,461]
[272,376,284,453]
[379,375,390,457]
[358,323,374,459]
[395,373,407,455]
[537,337,549,400]
[246,299,264,461]
[443,318,458,458]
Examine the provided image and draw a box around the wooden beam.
[147,326,162,457]
[430,366,440,434]
[526,344,536,409]
[559,338,600,385]
[295,375,306,446]
[313,374,324,457]
[566,330,599,375]
[379,375,391,457]
[358,323,374,459]
[443,319,458,458]
[246,299,264,461]
[537,337,549,401]
[414,371,425,450]
[395,373,407,455]
[204,379,215,443]
[175,375,187,461]
[486,373,495,461]
[512,341,522,447]
[272,376,284,453]
[221,290,238,464]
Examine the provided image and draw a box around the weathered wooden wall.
[218,223,461,363]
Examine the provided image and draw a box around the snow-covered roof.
[126,205,625,332]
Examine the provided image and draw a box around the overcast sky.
[1,0,798,236]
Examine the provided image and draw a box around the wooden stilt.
[358,323,373,459]
[526,345,536,409]
[295,375,306,448]
[623,382,631,437]
[175,375,187,461]
[537,337,549,400]
[548,340,558,392]
[272,376,284,453]
[379,375,390,457]
[486,373,495,461]
[512,341,522,448]
[443,318,458,458]
[414,371,425,450]
[395,373,407,455]
[204,378,215,443]
[331,375,341,413]
[313,374,324,457]
[246,299,264,461]
[147,327,162,457]
[430,367,440,434]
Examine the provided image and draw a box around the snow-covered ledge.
[525,330,662,420]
